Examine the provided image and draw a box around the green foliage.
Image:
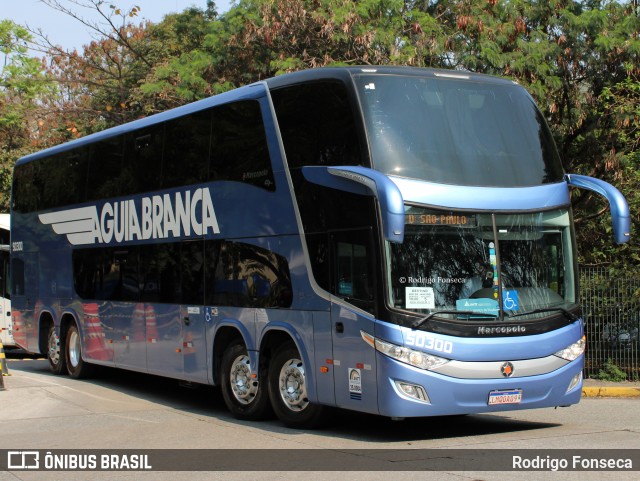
[1,20,54,133]
[595,358,629,382]
[572,75,640,269]
[133,0,450,111]
[0,20,56,209]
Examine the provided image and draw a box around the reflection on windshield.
[357,74,564,187]
[387,207,577,322]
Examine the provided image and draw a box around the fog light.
[567,371,582,393]
[394,380,430,403]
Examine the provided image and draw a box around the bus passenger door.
[329,229,379,415]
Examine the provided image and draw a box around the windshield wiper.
[412,310,499,329]
[508,307,580,322]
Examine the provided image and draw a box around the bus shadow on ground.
[9,358,560,442]
[5,348,46,360]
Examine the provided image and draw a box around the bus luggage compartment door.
[182,305,208,382]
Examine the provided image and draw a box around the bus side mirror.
[565,174,630,244]
[301,166,405,243]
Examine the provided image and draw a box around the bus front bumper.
[375,353,584,418]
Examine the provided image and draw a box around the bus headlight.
[554,336,586,361]
[361,331,449,370]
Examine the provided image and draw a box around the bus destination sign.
[405,214,476,226]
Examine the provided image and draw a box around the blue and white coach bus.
[10,67,630,428]
[0,213,13,348]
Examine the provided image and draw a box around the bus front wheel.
[65,323,94,379]
[220,341,272,420]
[47,325,66,375]
[268,342,328,429]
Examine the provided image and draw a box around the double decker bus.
[10,67,629,428]
[0,214,13,348]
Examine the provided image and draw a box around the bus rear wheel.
[65,323,94,379]
[220,341,271,420]
[47,325,66,375]
[268,342,327,429]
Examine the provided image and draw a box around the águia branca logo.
[39,187,219,245]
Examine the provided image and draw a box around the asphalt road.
[1,356,639,481]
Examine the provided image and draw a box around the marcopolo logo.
[477,325,526,335]
[39,187,220,245]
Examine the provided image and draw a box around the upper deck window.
[271,81,366,169]
[12,100,275,214]
[357,74,564,187]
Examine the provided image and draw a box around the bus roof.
[263,66,518,89]
[16,66,518,166]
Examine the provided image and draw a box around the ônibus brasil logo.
[39,187,220,245]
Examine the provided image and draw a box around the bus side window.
[74,248,140,302]
[124,125,164,195]
[179,241,205,306]
[37,156,61,211]
[140,241,205,305]
[140,244,175,304]
[331,229,375,312]
[305,233,330,294]
[88,136,125,201]
[205,240,292,308]
[53,149,89,208]
[164,109,212,189]
[12,162,38,213]
[211,101,275,191]
[271,81,366,169]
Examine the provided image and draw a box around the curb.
[582,386,640,398]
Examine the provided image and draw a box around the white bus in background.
[0,213,12,347]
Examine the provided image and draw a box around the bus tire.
[268,342,328,429]
[65,323,94,379]
[47,324,66,375]
[220,341,272,420]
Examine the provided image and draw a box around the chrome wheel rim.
[68,329,81,368]
[229,355,258,405]
[48,328,60,365]
[278,358,309,412]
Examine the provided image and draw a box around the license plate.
[488,389,522,405]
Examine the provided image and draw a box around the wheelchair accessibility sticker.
[502,290,519,311]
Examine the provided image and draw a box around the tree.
[1,20,52,147]
[0,20,55,210]
[573,76,640,269]
[133,5,221,113]
[134,0,448,111]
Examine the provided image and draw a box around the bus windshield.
[386,207,578,323]
[357,74,564,187]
